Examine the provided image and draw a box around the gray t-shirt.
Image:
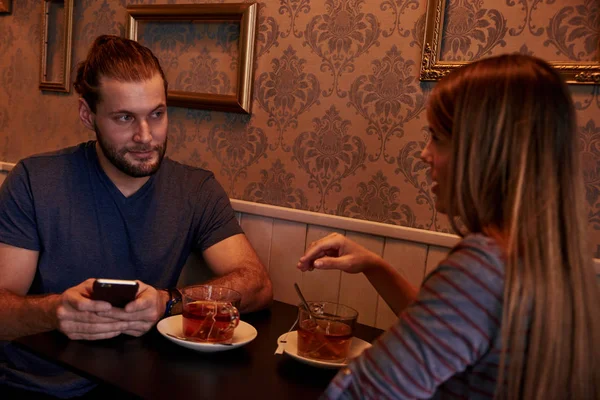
[0,141,243,397]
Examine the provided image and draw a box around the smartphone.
[91,279,139,308]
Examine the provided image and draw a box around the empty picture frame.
[0,0,11,13]
[39,0,74,92]
[126,3,259,113]
[419,0,600,84]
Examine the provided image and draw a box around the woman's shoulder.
[422,233,505,296]
[447,233,505,275]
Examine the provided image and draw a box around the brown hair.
[74,35,168,112]
[427,54,599,399]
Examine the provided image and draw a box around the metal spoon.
[293,283,317,322]
[166,332,233,345]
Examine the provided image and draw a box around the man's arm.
[201,234,272,313]
[0,164,65,339]
[0,243,138,341]
[0,243,60,340]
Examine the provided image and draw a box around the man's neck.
[95,143,150,198]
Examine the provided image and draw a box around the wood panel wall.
[235,207,452,330]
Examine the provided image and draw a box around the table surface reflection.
[14,301,384,399]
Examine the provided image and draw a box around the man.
[0,35,272,398]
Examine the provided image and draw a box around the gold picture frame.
[39,0,74,92]
[0,0,11,13]
[420,0,600,84]
[126,3,258,113]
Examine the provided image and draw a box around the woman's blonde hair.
[427,54,599,399]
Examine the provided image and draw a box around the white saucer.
[277,331,371,369]
[157,315,257,353]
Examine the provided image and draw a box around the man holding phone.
[0,35,272,398]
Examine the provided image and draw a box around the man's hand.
[57,278,127,340]
[96,281,167,337]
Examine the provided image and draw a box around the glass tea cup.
[296,301,358,362]
[181,285,241,344]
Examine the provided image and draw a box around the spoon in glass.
[294,283,317,322]
[293,283,336,355]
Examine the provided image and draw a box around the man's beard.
[95,124,167,178]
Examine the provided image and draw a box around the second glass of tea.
[297,301,358,362]
[181,285,241,344]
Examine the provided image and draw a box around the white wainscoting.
[231,199,457,329]
[0,162,598,329]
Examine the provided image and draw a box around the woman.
[298,54,599,399]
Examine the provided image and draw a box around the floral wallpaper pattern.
[0,0,599,254]
[138,21,240,94]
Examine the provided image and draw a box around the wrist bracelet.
[163,287,182,319]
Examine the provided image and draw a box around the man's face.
[93,74,168,178]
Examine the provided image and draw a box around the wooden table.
[13,301,384,399]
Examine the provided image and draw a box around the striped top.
[323,234,505,399]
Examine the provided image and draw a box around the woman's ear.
[78,98,95,131]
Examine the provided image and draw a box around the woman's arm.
[297,233,418,315]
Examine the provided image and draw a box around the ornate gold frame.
[126,3,258,113]
[0,0,11,13]
[39,0,74,92]
[420,0,600,84]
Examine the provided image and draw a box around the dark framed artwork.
[0,0,10,13]
[126,3,259,113]
[39,0,74,92]
[420,0,600,84]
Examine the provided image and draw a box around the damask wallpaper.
[0,0,599,254]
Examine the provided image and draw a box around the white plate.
[157,315,257,353]
[277,331,371,369]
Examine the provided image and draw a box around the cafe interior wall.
[0,0,599,254]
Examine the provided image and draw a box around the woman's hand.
[298,233,418,315]
[297,233,382,274]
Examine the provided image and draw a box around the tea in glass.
[181,285,241,343]
[296,301,358,362]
